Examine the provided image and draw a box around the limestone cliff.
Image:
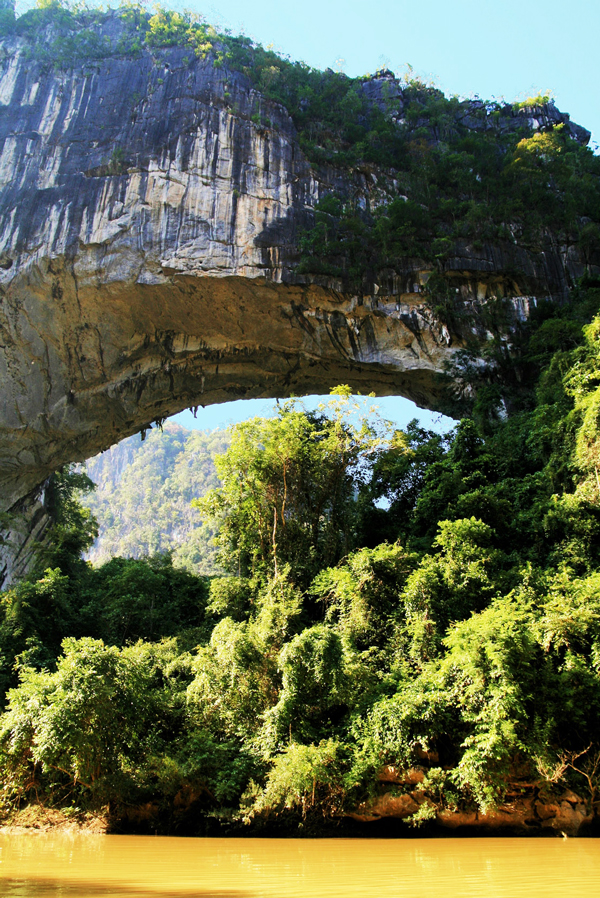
[0,10,597,584]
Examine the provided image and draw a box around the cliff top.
[0,2,591,159]
[2,3,596,283]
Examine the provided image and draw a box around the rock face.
[348,766,595,836]
[0,20,594,583]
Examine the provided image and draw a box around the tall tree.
[197,390,387,587]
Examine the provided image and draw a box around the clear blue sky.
[171,397,455,434]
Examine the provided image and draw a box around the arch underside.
[0,267,461,516]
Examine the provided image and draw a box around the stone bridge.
[0,31,589,584]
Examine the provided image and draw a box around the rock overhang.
[0,18,596,574]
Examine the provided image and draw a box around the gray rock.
[0,24,594,583]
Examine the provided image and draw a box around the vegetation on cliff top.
[1,282,600,832]
[3,2,599,299]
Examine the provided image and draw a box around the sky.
[18,0,598,434]
[171,396,455,433]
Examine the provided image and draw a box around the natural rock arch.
[0,26,591,584]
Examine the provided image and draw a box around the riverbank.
[1,782,597,838]
[348,767,598,837]
[0,806,109,834]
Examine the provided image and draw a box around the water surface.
[1,832,598,897]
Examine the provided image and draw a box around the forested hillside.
[84,425,229,575]
[1,280,600,834]
[1,1,600,838]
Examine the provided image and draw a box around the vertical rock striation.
[0,14,596,584]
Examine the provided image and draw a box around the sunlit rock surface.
[0,21,593,584]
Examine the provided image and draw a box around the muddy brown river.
[1,832,599,897]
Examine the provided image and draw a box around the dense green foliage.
[2,287,600,831]
[297,123,600,284]
[195,392,384,588]
[83,425,228,575]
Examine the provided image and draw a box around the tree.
[0,638,167,803]
[80,554,210,646]
[265,624,346,747]
[0,0,14,31]
[197,391,388,587]
[38,465,98,578]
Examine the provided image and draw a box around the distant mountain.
[83,424,230,574]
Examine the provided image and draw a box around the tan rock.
[535,801,559,820]
[540,801,592,836]
[0,32,591,583]
[436,809,479,829]
[349,791,420,822]
[377,766,425,785]
[558,789,581,805]
[350,784,594,835]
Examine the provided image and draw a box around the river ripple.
[0,833,598,897]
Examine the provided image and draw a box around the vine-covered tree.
[196,390,387,586]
